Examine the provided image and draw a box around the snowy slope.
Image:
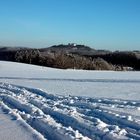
[0,61,140,140]
[0,61,140,100]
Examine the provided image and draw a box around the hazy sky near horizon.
[0,0,140,50]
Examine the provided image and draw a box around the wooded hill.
[0,44,140,70]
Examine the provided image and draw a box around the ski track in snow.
[0,83,140,140]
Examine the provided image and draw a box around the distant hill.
[39,44,111,56]
[0,44,140,70]
[39,44,95,55]
[0,46,28,52]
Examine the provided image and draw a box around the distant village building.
[68,43,77,47]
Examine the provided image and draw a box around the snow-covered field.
[0,61,140,140]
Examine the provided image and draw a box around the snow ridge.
[0,83,140,140]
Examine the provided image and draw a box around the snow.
[0,108,43,140]
[0,102,45,140]
[0,61,140,140]
[0,61,140,100]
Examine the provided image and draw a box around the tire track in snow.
[0,83,140,140]
[0,93,111,140]
[0,94,90,140]
[1,77,140,83]
[26,87,140,139]
[0,84,91,140]
[62,100,140,139]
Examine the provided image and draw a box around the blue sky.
[0,0,140,50]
